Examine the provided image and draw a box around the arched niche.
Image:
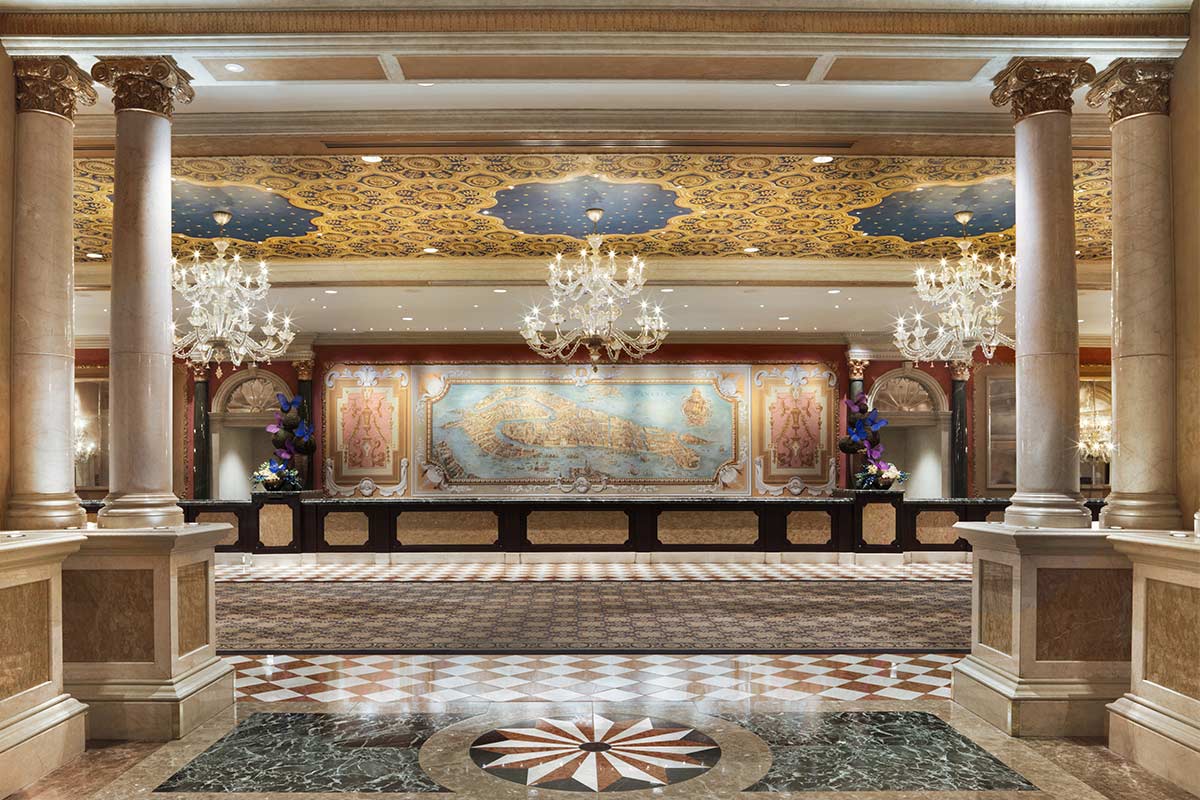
[210,369,294,500]
[866,363,951,498]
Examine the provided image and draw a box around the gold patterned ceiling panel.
[72,153,1112,262]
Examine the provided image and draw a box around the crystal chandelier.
[1078,381,1115,462]
[171,210,295,378]
[72,394,96,464]
[520,207,668,369]
[893,210,1015,363]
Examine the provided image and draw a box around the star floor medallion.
[469,712,721,792]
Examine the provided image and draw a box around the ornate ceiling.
[72,153,1112,262]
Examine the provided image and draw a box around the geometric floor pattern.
[215,562,972,583]
[228,653,960,705]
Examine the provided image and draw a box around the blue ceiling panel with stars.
[852,177,1015,242]
[171,180,320,242]
[487,176,689,236]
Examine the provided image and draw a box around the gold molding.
[0,10,1187,37]
[293,359,314,381]
[90,56,194,119]
[1086,58,1174,124]
[13,55,96,121]
[951,359,972,382]
[847,358,869,381]
[991,57,1097,122]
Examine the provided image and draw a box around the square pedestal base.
[69,657,234,741]
[953,654,1126,737]
[0,695,87,798]
[1108,696,1200,797]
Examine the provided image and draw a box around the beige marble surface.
[786,509,831,545]
[0,46,15,526]
[979,559,1013,655]
[195,513,238,547]
[258,504,295,548]
[321,512,369,547]
[1034,567,1132,661]
[1143,577,1200,700]
[526,509,627,545]
[62,568,155,663]
[862,501,897,545]
[917,510,962,544]
[658,510,758,545]
[177,560,209,656]
[396,510,495,546]
[0,579,51,698]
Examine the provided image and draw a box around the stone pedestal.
[952,522,1133,737]
[61,523,234,740]
[1106,530,1200,797]
[0,531,88,798]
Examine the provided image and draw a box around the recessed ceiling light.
[827,289,841,294]
[812,155,834,164]
[473,304,479,308]
[324,289,338,294]
[396,304,404,309]
[422,247,439,254]
[660,288,674,293]
[416,82,435,87]
[743,246,759,253]
[1078,319,1085,323]
[778,316,790,321]
[361,155,382,163]
[774,82,791,87]
[85,252,103,259]
[223,63,245,73]
[402,316,413,321]
[683,304,690,308]
[493,288,507,293]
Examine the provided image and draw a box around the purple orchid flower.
[266,410,284,434]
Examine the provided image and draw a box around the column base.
[66,656,234,741]
[1099,492,1184,531]
[97,492,184,529]
[4,492,86,531]
[1003,491,1091,529]
[1108,695,1200,798]
[953,655,1127,737]
[0,695,87,799]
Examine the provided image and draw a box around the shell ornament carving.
[873,377,935,413]
[226,377,281,414]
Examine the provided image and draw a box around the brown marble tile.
[658,509,758,545]
[786,509,832,545]
[1036,567,1132,662]
[8,740,162,800]
[322,511,369,547]
[526,509,627,545]
[177,560,210,656]
[862,501,896,545]
[0,579,49,697]
[916,510,961,545]
[257,503,295,548]
[62,569,154,663]
[1145,578,1200,701]
[1023,736,1200,800]
[195,512,239,546]
[979,559,1013,654]
[396,510,495,545]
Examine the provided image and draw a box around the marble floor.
[11,655,1198,800]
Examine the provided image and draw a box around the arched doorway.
[868,364,951,498]
[210,369,293,500]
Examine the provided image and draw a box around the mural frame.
[322,363,411,498]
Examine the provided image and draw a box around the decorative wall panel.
[176,561,209,655]
[323,364,410,498]
[750,364,838,496]
[0,580,50,698]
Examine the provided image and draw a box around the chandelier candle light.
[893,210,1015,363]
[521,207,668,370]
[171,210,296,377]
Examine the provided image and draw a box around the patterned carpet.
[216,581,970,654]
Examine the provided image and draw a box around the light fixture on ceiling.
[520,207,667,370]
[170,210,296,378]
[774,82,792,87]
[893,210,1015,363]
[223,63,245,73]
[660,288,674,293]
[402,316,413,321]
[361,155,382,163]
[416,82,435,87]
[422,247,439,254]
[827,289,841,294]
[812,155,834,164]
[85,252,103,260]
[324,289,338,294]
[1078,381,1114,463]
[493,288,507,293]
[778,316,790,321]
[743,246,759,254]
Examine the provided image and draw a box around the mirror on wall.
[74,378,109,490]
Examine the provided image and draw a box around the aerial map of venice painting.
[414,366,747,495]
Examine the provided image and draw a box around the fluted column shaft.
[5,57,95,530]
[93,57,192,528]
[992,58,1094,528]
[1088,59,1183,530]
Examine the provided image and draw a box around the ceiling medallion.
[892,210,1015,364]
[171,210,296,378]
[520,207,668,370]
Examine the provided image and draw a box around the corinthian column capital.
[991,57,1096,122]
[13,56,96,121]
[1086,58,1174,124]
[847,358,869,381]
[90,56,194,119]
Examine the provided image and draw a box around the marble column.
[991,58,1094,529]
[91,57,193,529]
[4,58,95,531]
[950,359,971,497]
[190,365,211,500]
[294,359,314,490]
[1087,60,1184,530]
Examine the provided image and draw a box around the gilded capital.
[90,56,194,119]
[1086,58,1173,124]
[13,56,96,121]
[991,58,1096,122]
[190,364,209,382]
[848,358,869,381]
[951,360,973,382]
[293,359,315,382]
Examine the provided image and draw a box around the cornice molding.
[70,108,1116,140]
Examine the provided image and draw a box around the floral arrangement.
[838,392,910,490]
[253,393,316,492]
